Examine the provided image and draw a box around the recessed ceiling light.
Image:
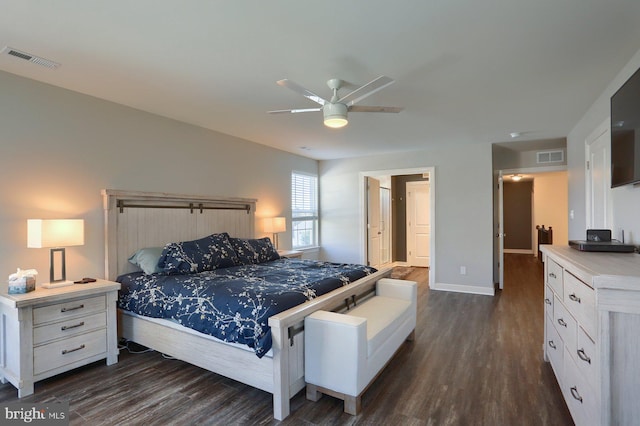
[509,131,534,138]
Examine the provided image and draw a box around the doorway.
[360,167,435,286]
[496,169,568,289]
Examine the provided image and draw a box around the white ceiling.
[2,1,640,160]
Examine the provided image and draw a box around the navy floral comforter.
[117,258,376,357]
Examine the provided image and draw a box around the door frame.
[496,166,566,289]
[585,118,612,229]
[367,176,382,269]
[359,166,435,287]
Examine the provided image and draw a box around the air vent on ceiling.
[537,150,564,164]
[1,46,60,69]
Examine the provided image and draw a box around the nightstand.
[0,279,121,397]
[278,250,303,259]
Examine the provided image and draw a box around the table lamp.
[264,217,286,250]
[27,219,84,288]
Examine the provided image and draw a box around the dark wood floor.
[1,254,574,425]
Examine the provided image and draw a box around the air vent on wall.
[1,46,60,69]
[537,150,564,164]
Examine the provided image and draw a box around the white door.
[367,177,381,268]
[407,181,430,267]
[586,122,612,229]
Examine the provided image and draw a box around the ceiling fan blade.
[267,108,322,114]
[349,105,403,113]
[338,76,395,106]
[277,79,327,106]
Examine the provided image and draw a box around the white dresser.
[541,245,640,426]
[0,280,120,397]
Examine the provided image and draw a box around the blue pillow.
[128,246,163,274]
[229,237,260,265]
[158,233,240,274]
[229,237,280,264]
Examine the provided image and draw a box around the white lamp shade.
[27,219,84,248]
[264,217,286,234]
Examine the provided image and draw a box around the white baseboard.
[430,282,495,296]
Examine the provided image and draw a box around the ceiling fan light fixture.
[323,103,348,128]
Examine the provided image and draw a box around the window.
[291,172,318,249]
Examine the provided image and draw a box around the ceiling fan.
[268,75,403,128]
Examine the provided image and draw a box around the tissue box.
[8,276,36,294]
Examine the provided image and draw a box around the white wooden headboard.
[102,189,257,280]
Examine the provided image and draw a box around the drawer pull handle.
[544,298,552,305]
[549,272,557,279]
[577,348,592,364]
[570,386,583,403]
[62,344,85,355]
[548,340,556,350]
[557,318,567,327]
[569,293,581,303]
[61,304,84,313]
[61,321,85,331]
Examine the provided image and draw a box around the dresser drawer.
[546,259,563,295]
[553,296,577,352]
[574,326,597,391]
[563,347,598,426]
[563,271,596,338]
[33,329,107,375]
[33,312,106,345]
[33,295,106,325]
[544,285,554,320]
[546,316,564,378]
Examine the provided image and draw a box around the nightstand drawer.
[33,329,107,375]
[33,295,106,325]
[33,312,107,345]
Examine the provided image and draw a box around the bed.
[102,189,391,420]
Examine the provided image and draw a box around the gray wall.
[319,143,495,294]
[568,46,640,244]
[0,71,317,287]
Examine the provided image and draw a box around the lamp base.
[41,280,74,289]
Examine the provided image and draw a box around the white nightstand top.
[0,279,120,309]
[278,250,303,259]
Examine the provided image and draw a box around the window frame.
[291,171,319,249]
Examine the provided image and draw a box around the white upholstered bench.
[304,278,417,415]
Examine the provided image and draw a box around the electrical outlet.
[460,266,467,275]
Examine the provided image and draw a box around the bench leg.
[307,384,362,416]
[344,395,362,415]
[306,384,323,402]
